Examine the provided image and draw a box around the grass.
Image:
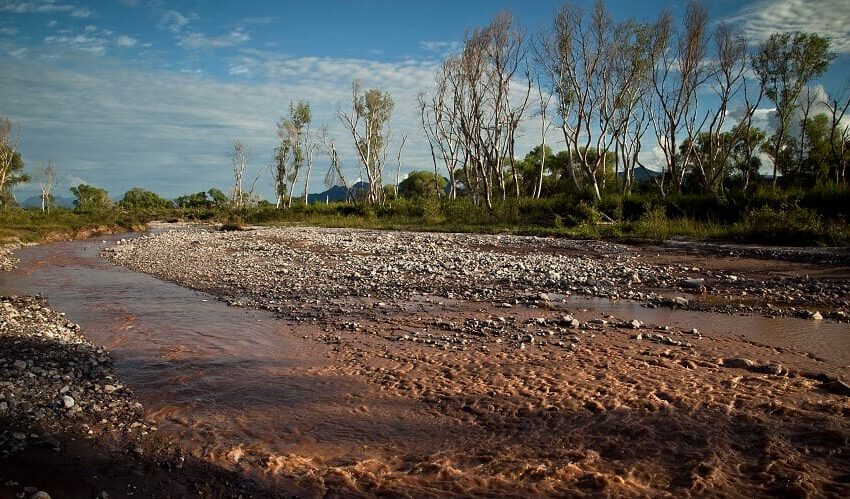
[3,187,849,247]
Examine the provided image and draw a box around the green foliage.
[119,187,172,213]
[70,184,112,214]
[398,171,446,199]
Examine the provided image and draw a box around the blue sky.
[1,0,849,201]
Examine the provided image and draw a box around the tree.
[688,23,761,194]
[539,2,660,200]
[825,80,850,184]
[338,80,394,205]
[208,188,228,207]
[646,2,712,195]
[119,187,171,212]
[37,160,55,213]
[230,139,249,209]
[398,171,447,199]
[729,123,766,191]
[752,32,834,184]
[0,118,29,209]
[71,184,112,213]
[437,11,531,208]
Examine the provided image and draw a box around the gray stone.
[61,395,75,408]
[673,296,689,307]
[13,360,27,370]
[722,358,754,369]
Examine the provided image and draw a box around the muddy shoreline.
[94,226,850,496]
[2,226,849,496]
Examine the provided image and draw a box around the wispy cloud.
[0,27,19,36]
[42,25,140,56]
[157,9,191,34]
[725,0,850,53]
[419,40,460,55]
[180,29,250,50]
[0,0,93,18]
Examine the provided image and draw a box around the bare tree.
[319,128,351,201]
[395,133,408,198]
[533,76,552,198]
[688,23,761,194]
[444,11,530,209]
[538,2,657,200]
[338,80,394,205]
[0,117,27,209]
[647,2,711,195]
[230,139,249,209]
[38,160,55,213]
[825,80,850,184]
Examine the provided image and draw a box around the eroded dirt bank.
[92,226,850,497]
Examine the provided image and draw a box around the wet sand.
[88,226,850,497]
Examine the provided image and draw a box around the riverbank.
[0,286,274,494]
[98,225,850,496]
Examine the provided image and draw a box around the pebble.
[61,395,75,408]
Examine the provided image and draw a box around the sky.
[1,0,849,202]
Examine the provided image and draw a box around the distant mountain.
[19,195,75,209]
[306,181,369,204]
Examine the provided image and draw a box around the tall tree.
[825,81,850,184]
[752,32,834,184]
[37,160,55,213]
[276,101,312,208]
[338,80,394,205]
[0,118,29,209]
[71,184,112,213]
[647,2,711,195]
[230,139,249,209]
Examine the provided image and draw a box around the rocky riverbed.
[93,226,850,496]
[0,277,274,495]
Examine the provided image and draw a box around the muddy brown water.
[1,234,849,494]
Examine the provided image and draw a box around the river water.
[1,234,848,493]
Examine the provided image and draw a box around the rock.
[810,311,823,321]
[823,380,850,396]
[722,358,755,369]
[30,492,51,499]
[538,292,550,301]
[752,363,787,376]
[681,278,705,289]
[628,319,643,329]
[673,296,689,307]
[61,395,75,408]
[13,360,27,370]
[103,384,118,393]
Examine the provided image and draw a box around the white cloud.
[180,29,250,50]
[0,27,19,36]
[0,0,92,18]
[116,35,137,47]
[725,0,850,53]
[46,19,57,28]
